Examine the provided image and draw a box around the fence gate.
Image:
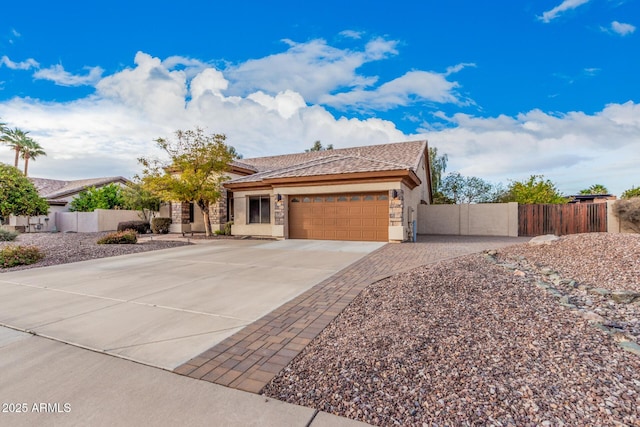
[518,203,607,237]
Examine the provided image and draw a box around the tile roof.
[30,176,129,201]
[229,140,427,184]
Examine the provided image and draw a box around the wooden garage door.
[289,192,389,242]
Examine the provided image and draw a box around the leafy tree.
[21,138,46,176]
[428,147,448,199]
[121,181,161,222]
[1,128,31,168]
[69,184,125,212]
[579,184,609,195]
[440,172,502,204]
[502,175,566,204]
[621,186,640,199]
[0,163,48,223]
[138,128,237,237]
[305,140,333,152]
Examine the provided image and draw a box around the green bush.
[151,217,171,234]
[0,229,19,241]
[97,230,138,244]
[621,186,640,199]
[117,221,150,234]
[0,245,44,268]
[223,221,233,236]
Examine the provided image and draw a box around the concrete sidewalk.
[0,327,367,427]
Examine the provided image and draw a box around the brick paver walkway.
[174,235,528,393]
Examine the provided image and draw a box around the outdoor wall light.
[276,194,282,202]
[391,189,398,199]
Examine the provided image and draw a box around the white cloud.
[445,63,477,76]
[610,21,636,36]
[420,102,640,195]
[320,70,463,110]
[339,30,363,39]
[1,45,638,197]
[539,0,591,23]
[226,37,396,102]
[33,64,104,86]
[1,55,39,70]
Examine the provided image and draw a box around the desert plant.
[151,217,171,234]
[0,229,18,241]
[0,245,43,268]
[97,230,138,244]
[612,198,640,233]
[223,221,233,236]
[621,186,640,199]
[117,221,150,234]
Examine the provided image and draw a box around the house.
[7,176,129,232]
[167,140,432,242]
[568,194,617,204]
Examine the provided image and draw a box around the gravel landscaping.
[0,232,189,272]
[263,233,640,426]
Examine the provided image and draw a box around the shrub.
[151,217,171,234]
[621,186,640,199]
[612,198,640,233]
[97,230,138,244]
[0,245,44,268]
[117,220,150,234]
[223,221,233,236]
[0,229,18,241]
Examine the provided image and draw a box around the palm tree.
[21,138,46,176]
[1,127,31,168]
[579,184,609,195]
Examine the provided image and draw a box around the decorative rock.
[618,341,640,356]
[610,290,640,304]
[540,267,555,276]
[529,234,560,245]
[588,288,611,297]
[514,270,526,277]
[582,311,606,322]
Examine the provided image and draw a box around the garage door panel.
[289,192,389,242]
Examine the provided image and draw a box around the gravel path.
[0,232,189,272]
[263,233,640,426]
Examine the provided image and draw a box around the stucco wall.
[56,209,143,233]
[418,203,518,237]
[231,190,275,237]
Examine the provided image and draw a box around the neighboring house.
[168,140,432,242]
[8,176,129,232]
[568,194,617,204]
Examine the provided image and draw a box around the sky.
[0,0,638,196]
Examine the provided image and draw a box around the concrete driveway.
[0,239,383,370]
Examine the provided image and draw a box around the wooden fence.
[518,203,607,237]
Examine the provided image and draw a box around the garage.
[289,192,389,242]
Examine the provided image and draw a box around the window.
[249,196,270,224]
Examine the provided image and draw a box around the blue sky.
[1,0,638,195]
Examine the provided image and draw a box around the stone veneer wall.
[274,197,285,226]
[389,189,404,227]
[209,189,228,229]
[171,202,190,224]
